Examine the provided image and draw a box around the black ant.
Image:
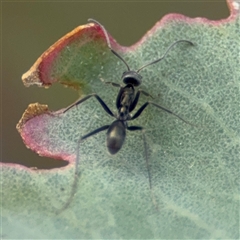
[59,19,193,211]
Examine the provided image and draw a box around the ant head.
[122,71,142,87]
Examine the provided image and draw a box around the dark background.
[2,1,229,169]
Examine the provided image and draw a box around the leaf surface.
[2,0,239,238]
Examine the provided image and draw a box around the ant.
[59,19,194,212]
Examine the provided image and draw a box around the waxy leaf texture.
[2,0,239,238]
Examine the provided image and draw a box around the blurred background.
[2,1,229,169]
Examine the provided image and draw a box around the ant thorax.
[118,84,135,121]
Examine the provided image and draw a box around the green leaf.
[2,1,239,238]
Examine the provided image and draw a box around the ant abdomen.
[106,120,126,155]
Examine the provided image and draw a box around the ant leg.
[129,90,154,112]
[127,126,152,189]
[56,124,110,213]
[127,125,158,210]
[130,101,192,126]
[139,90,154,99]
[63,93,115,118]
[100,78,121,88]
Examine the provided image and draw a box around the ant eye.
[121,71,128,79]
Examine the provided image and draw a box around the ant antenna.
[88,18,131,71]
[88,18,193,75]
[136,40,194,73]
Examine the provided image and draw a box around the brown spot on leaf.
[16,103,49,132]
